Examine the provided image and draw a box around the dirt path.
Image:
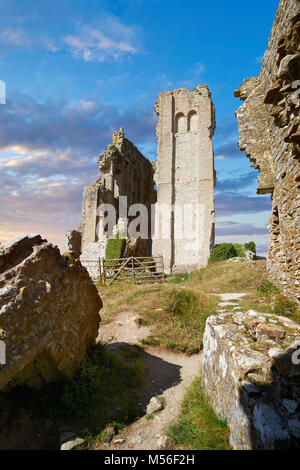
[98,311,201,450]
[96,292,248,450]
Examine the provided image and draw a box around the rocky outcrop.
[235,0,300,304]
[0,234,102,390]
[202,310,300,449]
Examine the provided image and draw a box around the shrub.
[208,243,238,264]
[273,297,298,318]
[256,280,279,296]
[209,242,257,264]
[105,231,127,260]
[233,244,246,258]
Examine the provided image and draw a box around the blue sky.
[0,0,279,254]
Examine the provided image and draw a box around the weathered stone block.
[202,310,300,449]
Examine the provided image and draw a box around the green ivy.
[105,231,127,260]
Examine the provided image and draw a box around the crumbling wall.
[235,0,300,304]
[65,129,157,276]
[153,85,216,274]
[203,311,300,449]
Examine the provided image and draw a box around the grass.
[0,343,144,436]
[236,280,300,323]
[97,260,300,355]
[96,260,270,354]
[143,289,218,354]
[167,376,230,450]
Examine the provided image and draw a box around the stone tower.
[153,85,216,273]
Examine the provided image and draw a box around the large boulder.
[202,310,300,449]
[0,234,102,390]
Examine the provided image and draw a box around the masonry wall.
[235,0,300,304]
[79,128,156,259]
[153,85,216,273]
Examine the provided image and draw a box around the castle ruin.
[65,128,157,272]
[235,0,300,304]
[153,85,216,273]
[66,86,216,275]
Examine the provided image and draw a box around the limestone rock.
[146,397,164,414]
[0,234,102,390]
[202,310,300,449]
[60,433,85,451]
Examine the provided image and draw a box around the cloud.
[152,73,173,91]
[0,91,157,248]
[1,27,31,46]
[215,193,271,216]
[216,172,257,192]
[215,142,244,160]
[178,62,206,88]
[63,19,139,62]
[0,92,156,157]
[216,220,268,237]
[214,116,238,140]
[0,12,141,62]
[191,62,205,76]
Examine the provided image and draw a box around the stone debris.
[202,310,300,449]
[113,439,126,445]
[0,234,102,390]
[235,0,300,305]
[60,437,85,451]
[146,397,164,414]
[157,435,169,449]
[153,85,216,274]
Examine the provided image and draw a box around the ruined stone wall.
[153,85,216,273]
[203,310,300,449]
[235,0,300,304]
[78,129,156,270]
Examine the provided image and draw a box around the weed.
[167,376,230,450]
[146,413,154,421]
[141,336,160,346]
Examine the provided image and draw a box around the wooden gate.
[102,256,164,286]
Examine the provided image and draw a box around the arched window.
[175,113,185,134]
[188,110,198,132]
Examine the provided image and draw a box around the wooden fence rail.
[80,256,165,286]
